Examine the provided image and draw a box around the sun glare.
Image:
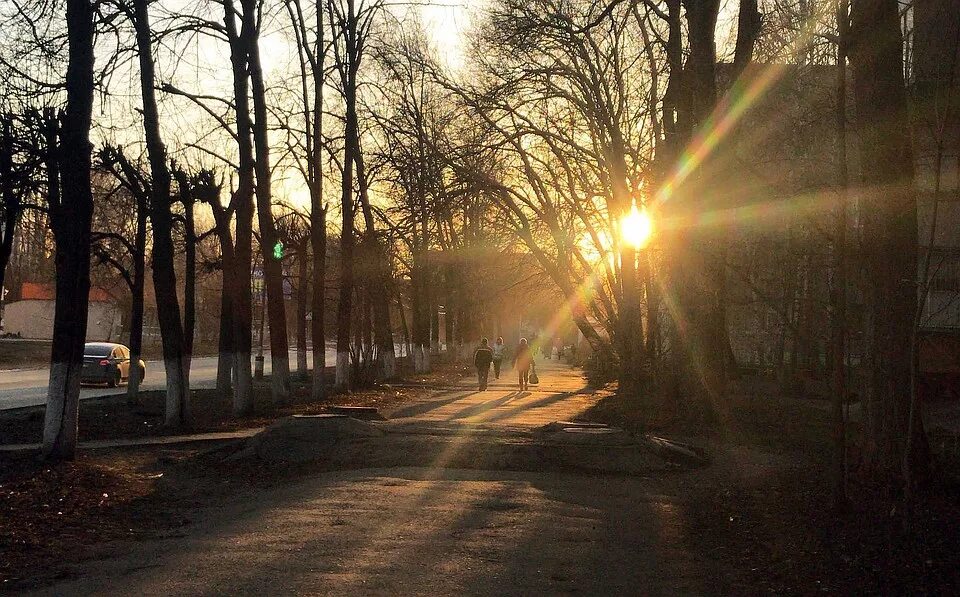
[621,203,653,249]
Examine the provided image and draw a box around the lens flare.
[621,203,653,249]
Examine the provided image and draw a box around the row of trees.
[0,0,519,459]
[419,0,936,497]
[0,0,947,501]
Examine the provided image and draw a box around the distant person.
[474,338,494,391]
[514,337,532,391]
[492,337,505,380]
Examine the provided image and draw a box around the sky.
[418,1,474,69]
[267,0,476,208]
[47,0,734,210]
[166,0,476,209]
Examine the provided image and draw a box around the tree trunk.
[334,0,360,390]
[361,287,372,377]
[412,251,432,372]
[42,0,95,460]
[311,208,326,398]
[242,0,290,403]
[0,117,21,296]
[296,246,309,379]
[354,150,396,380]
[398,290,412,369]
[444,264,455,361]
[430,286,440,358]
[133,0,191,427]
[669,0,726,424]
[644,251,661,361]
[830,0,850,510]
[336,146,356,388]
[225,0,255,415]
[209,191,236,395]
[611,138,644,397]
[126,199,147,402]
[174,170,197,384]
[184,196,196,373]
[734,0,761,75]
[307,0,327,401]
[849,0,926,482]
[216,281,234,393]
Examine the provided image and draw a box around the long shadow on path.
[28,468,721,596]
[388,390,477,419]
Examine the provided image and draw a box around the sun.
[621,203,653,249]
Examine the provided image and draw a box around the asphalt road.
[26,362,717,595]
[0,348,326,411]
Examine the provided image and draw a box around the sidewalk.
[386,359,597,427]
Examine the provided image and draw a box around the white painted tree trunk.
[297,345,308,379]
[335,350,350,388]
[271,353,291,404]
[127,359,141,399]
[413,344,424,373]
[43,362,81,458]
[381,349,396,380]
[312,352,325,400]
[233,350,253,415]
[423,344,432,372]
[163,356,190,427]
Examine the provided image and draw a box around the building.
[717,41,960,388]
[1,282,122,341]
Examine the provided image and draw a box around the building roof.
[20,282,113,302]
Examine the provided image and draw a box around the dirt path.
[25,361,723,595]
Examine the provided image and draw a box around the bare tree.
[0,110,45,306]
[42,0,96,459]
[130,0,191,426]
[849,0,926,484]
[275,207,311,378]
[285,0,328,399]
[328,0,382,388]
[241,0,291,403]
[97,146,150,400]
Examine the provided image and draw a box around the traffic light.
[273,241,284,260]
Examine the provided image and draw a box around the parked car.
[81,342,145,387]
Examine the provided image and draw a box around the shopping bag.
[529,363,539,385]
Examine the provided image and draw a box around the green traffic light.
[273,241,284,260]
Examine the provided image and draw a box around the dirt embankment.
[0,338,52,370]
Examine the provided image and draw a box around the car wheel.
[108,368,121,388]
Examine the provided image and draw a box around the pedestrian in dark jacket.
[474,338,494,391]
[514,337,532,391]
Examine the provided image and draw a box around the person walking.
[474,338,494,391]
[514,337,532,391]
[492,336,505,380]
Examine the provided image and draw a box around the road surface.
[0,348,330,411]
[28,360,719,595]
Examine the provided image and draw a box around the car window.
[84,344,113,357]
[119,346,129,359]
